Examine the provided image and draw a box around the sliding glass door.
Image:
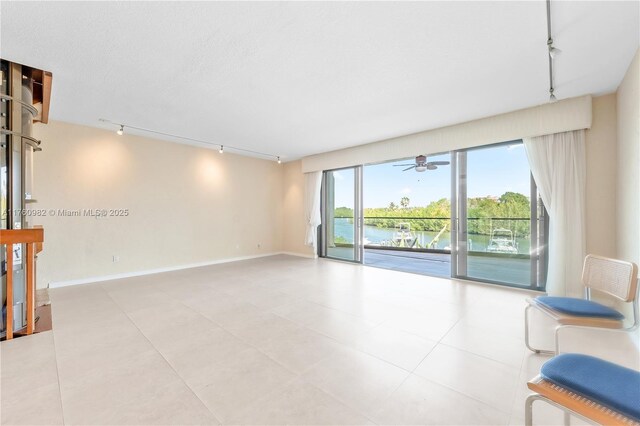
[321,166,363,262]
[319,143,546,290]
[452,141,547,289]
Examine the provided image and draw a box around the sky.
[332,143,531,208]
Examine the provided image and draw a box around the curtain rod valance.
[301,95,592,173]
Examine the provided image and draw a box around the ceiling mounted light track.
[98,118,282,163]
[548,43,561,59]
[546,0,560,103]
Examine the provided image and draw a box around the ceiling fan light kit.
[393,155,451,172]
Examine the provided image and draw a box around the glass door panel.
[454,142,544,289]
[323,167,362,262]
[362,154,452,278]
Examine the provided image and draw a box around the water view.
[325,143,543,289]
[333,218,531,254]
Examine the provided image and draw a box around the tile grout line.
[410,372,514,419]
[128,280,317,422]
[509,333,533,421]
[48,257,569,425]
[409,340,521,419]
[172,283,374,423]
[402,307,522,420]
[151,283,310,377]
[436,340,524,372]
[48,329,68,426]
[407,311,464,375]
[47,288,120,425]
[268,288,455,376]
[154,285,397,425]
[104,290,223,425]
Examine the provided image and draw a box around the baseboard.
[279,251,318,259]
[48,252,284,288]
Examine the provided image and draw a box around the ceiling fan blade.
[402,166,416,172]
[427,161,450,166]
[427,164,438,170]
[393,164,416,167]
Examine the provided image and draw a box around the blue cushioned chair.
[525,254,639,355]
[526,353,640,425]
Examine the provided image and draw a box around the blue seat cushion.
[541,353,640,421]
[536,296,624,320]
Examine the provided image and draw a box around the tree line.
[334,191,531,237]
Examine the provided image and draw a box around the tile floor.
[1,255,638,425]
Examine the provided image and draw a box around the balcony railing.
[1,228,44,340]
[331,216,531,256]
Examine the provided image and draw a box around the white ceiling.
[1,1,638,160]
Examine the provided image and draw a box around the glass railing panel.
[361,217,452,251]
[466,217,531,286]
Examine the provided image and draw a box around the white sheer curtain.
[304,171,323,253]
[523,130,586,297]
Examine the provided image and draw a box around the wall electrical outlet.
[112,255,120,263]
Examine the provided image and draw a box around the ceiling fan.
[394,155,450,172]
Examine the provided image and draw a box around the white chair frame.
[525,255,639,355]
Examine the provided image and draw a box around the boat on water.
[390,222,418,248]
[486,228,519,254]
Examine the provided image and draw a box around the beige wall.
[32,121,284,288]
[584,94,618,258]
[281,160,315,257]
[29,78,633,287]
[616,49,640,267]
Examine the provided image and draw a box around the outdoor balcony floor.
[329,247,533,286]
[364,249,451,278]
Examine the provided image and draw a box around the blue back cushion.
[537,296,624,320]
[541,353,640,421]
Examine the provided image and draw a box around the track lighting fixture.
[99,118,281,162]
[548,44,561,59]
[545,0,560,103]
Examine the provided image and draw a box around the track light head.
[98,118,278,160]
